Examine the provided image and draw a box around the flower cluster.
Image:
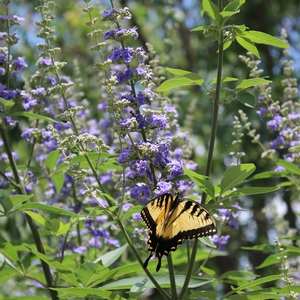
[99,7,196,203]
[239,29,299,169]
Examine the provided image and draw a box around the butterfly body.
[141,193,217,272]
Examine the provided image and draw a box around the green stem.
[115,218,171,300]
[179,9,224,300]
[0,126,59,300]
[167,255,177,300]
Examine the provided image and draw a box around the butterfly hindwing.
[141,193,217,271]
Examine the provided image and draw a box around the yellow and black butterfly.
[141,193,217,272]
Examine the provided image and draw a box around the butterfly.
[141,193,217,272]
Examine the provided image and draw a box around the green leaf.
[184,168,215,200]
[29,248,79,286]
[236,78,272,91]
[121,205,143,221]
[9,111,58,123]
[190,25,212,32]
[0,97,15,112]
[18,203,77,217]
[157,78,196,92]
[45,150,60,172]
[226,186,279,198]
[221,270,258,280]
[51,287,126,299]
[223,274,283,298]
[227,291,288,300]
[190,290,218,300]
[234,93,257,108]
[0,237,19,264]
[6,297,50,300]
[102,275,213,289]
[129,277,148,299]
[223,0,245,12]
[24,211,47,227]
[76,262,107,287]
[90,263,143,286]
[202,0,220,26]
[209,77,238,85]
[0,263,19,284]
[51,173,65,194]
[94,244,128,267]
[199,236,216,248]
[220,164,256,194]
[0,194,33,214]
[243,30,289,48]
[272,158,300,176]
[200,266,216,277]
[165,68,205,83]
[236,36,260,58]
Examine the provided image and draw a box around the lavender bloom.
[219,203,241,229]
[266,115,282,131]
[211,235,230,250]
[130,183,151,203]
[11,56,27,77]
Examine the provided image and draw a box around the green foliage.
[0,0,299,299]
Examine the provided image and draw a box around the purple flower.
[103,29,117,40]
[149,113,167,130]
[4,116,17,129]
[130,183,151,203]
[108,48,133,63]
[154,181,172,196]
[38,57,52,66]
[266,115,282,131]
[211,235,230,250]
[136,114,148,129]
[168,161,184,180]
[103,8,117,19]
[119,148,132,164]
[11,15,24,23]
[11,57,27,77]
[136,92,146,105]
[256,107,267,120]
[73,246,87,254]
[130,160,149,176]
[270,135,285,149]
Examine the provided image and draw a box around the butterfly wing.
[141,193,175,269]
[157,199,217,256]
[141,194,217,272]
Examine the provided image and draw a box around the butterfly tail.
[156,253,162,272]
[143,253,153,269]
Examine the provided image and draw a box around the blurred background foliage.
[2,0,300,294]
